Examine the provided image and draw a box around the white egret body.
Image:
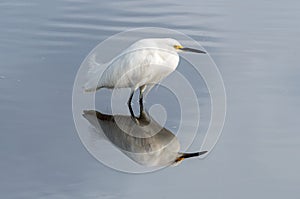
[84,38,206,105]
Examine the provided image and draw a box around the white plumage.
[84,38,206,105]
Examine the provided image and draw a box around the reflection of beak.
[181,47,206,54]
[175,151,208,163]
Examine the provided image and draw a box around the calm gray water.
[1,0,300,198]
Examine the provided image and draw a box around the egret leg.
[127,90,134,106]
[128,102,135,118]
[139,85,146,116]
[128,90,137,120]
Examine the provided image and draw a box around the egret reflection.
[83,108,207,167]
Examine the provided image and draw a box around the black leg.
[127,90,137,119]
[128,102,135,118]
[139,85,146,117]
[139,92,143,115]
[139,98,144,117]
[127,90,134,106]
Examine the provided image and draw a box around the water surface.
[1,0,300,198]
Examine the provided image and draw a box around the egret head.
[135,38,206,54]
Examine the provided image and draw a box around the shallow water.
[1,0,300,198]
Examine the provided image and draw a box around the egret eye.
[174,45,183,49]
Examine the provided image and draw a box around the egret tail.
[84,54,106,92]
[84,66,103,92]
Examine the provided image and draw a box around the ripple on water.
[24,0,225,56]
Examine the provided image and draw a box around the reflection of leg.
[138,107,150,125]
[139,85,146,116]
[129,101,139,124]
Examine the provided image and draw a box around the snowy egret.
[84,38,206,107]
[83,109,207,167]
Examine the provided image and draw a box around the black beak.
[181,47,206,54]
